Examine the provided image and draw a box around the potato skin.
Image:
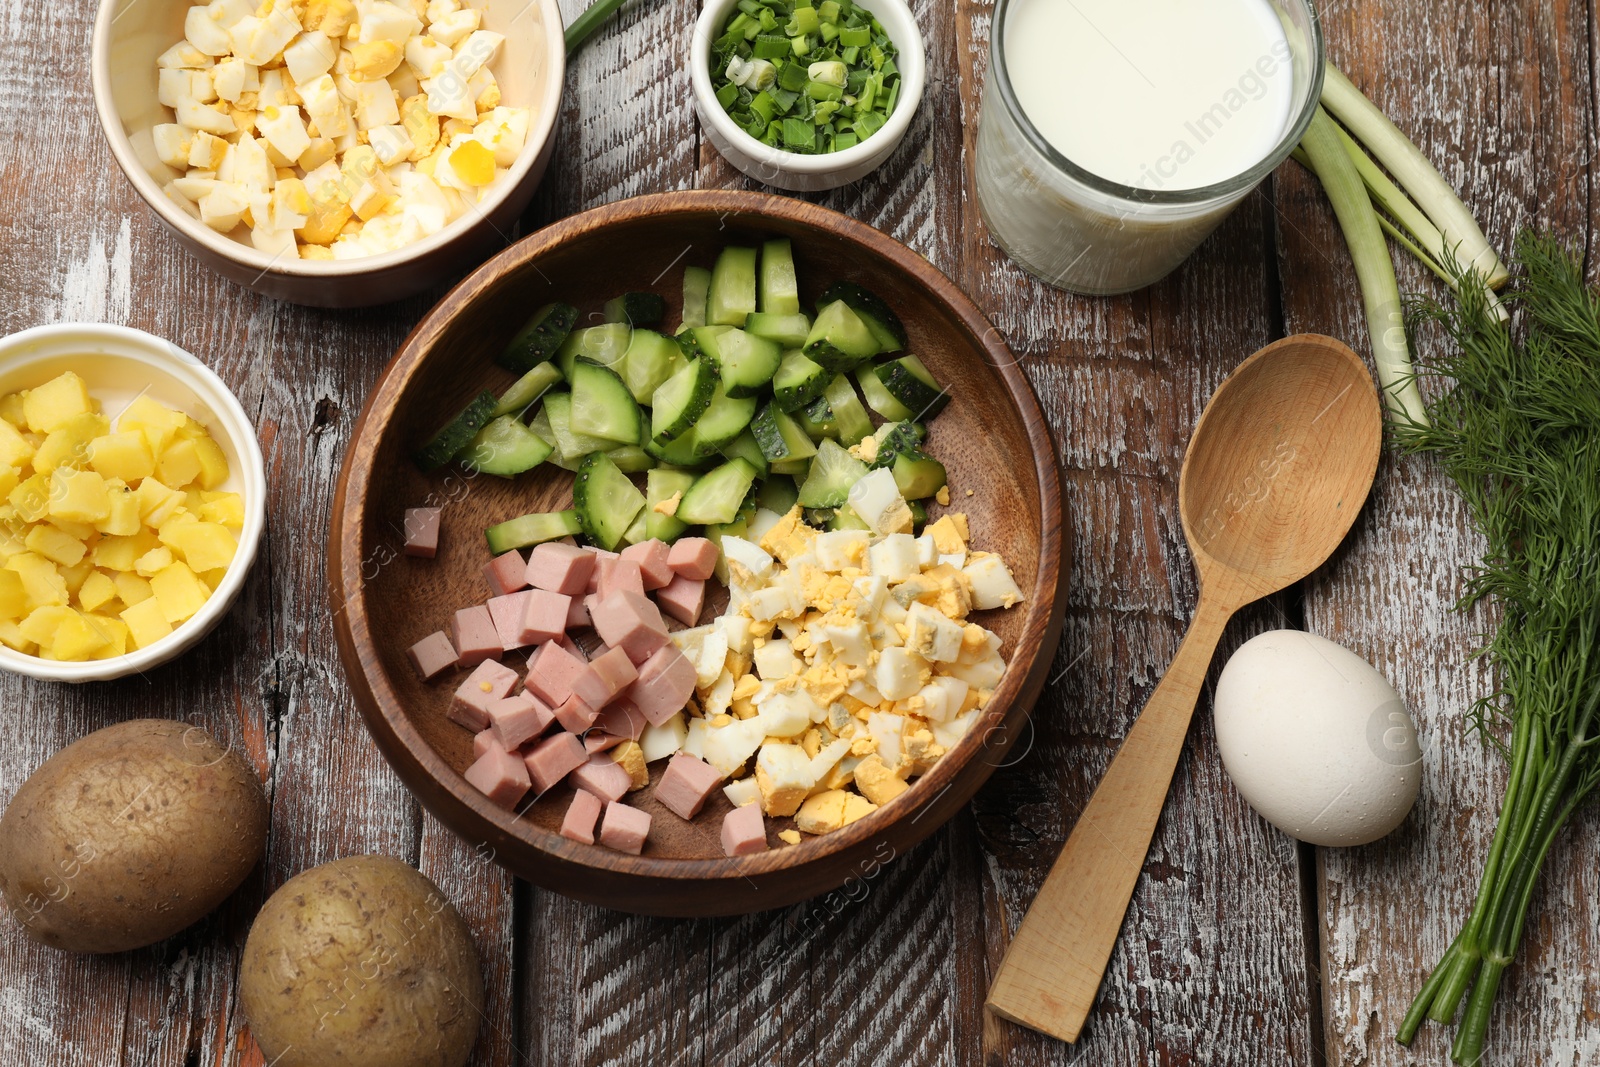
[240,855,485,1067]
[0,718,269,953]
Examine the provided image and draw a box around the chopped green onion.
[781,117,815,151]
[808,60,847,85]
[787,6,819,35]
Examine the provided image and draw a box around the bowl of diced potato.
[0,324,266,681]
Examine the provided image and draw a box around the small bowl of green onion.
[691,0,925,192]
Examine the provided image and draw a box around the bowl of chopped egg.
[91,0,564,307]
[0,324,267,683]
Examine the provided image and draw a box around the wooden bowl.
[330,190,1068,915]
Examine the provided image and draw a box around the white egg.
[1213,629,1422,847]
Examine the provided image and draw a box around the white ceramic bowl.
[91,0,565,307]
[690,0,925,192]
[0,325,267,683]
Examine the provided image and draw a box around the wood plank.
[1280,1,1600,1063]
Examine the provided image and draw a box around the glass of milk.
[975,0,1325,295]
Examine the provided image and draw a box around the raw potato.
[0,718,268,953]
[239,855,485,1067]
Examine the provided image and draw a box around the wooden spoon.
[986,334,1383,1042]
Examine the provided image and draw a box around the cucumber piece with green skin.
[620,329,685,404]
[826,504,872,532]
[751,402,818,464]
[569,358,643,445]
[718,427,769,477]
[797,395,837,442]
[891,450,947,499]
[822,374,873,445]
[484,509,583,554]
[605,445,655,473]
[802,300,880,373]
[646,468,698,543]
[491,362,564,418]
[707,246,758,326]
[803,507,836,527]
[816,281,907,352]
[688,380,759,457]
[908,499,928,533]
[796,439,869,508]
[556,323,632,379]
[770,457,812,477]
[855,364,914,420]
[681,266,712,330]
[603,292,668,327]
[676,324,728,364]
[755,474,799,515]
[650,355,719,444]
[676,458,760,525]
[574,452,647,551]
[496,302,578,373]
[415,391,498,472]
[645,427,709,468]
[460,415,554,477]
[772,349,831,412]
[621,508,650,546]
[875,355,950,418]
[760,237,800,314]
[867,419,928,469]
[710,328,783,398]
[744,312,812,348]
[542,391,619,460]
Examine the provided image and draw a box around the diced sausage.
[572,646,640,710]
[568,753,632,803]
[624,644,697,726]
[487,691,554,750]
[584,732,625,753]
[403,507,442,558]
[591,697,648,740]
[589,590,669,665]
[523,732,587,793]
[553,693,599,733]
[667,537,718,581]
[450,659,520,731]
[720,802,768,857]
[526,542,595,596]
[407,630,458,680]
[585,548,618,594]
[472,729,498,760]
[560,789,603,844]
[654,753,724,820]
[596,556,646,599]
[654,574,705,626]
[463,744,530,810]
[525,640,587,706]
[620,540,675,590]
[566,595,592,629]
[598,802,651,854]
[451,605,500,668]
[487,590,533,652]
[484,549,528,596]
[519,588,571,646]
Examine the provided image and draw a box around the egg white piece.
[1213,629,1422,847]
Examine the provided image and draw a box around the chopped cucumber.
[497,302,577,373]
[681,266,712,330]
[822,374,873,445]
[621,508,650,546]
[569,358,642,445]
[605,445,655,473]
[711,328,783,398]
[491,362,563,418]
[796,438,869,508]
[772,349,831,412]
[646,468,698,543]
[797,395,837,442]
[556,323,632,378]
[677,458,760,525]
[855,364,914,420]
[875,355,949,418]
[891,450,947,500]
[542,391,620,459]
[802,300,880,372]
[645,427,709,468]
[689,380,759,457]
[620,329,685,404]
[573,452,647,551]
[816,281,907,352]
[759,237,800,315]
[415,391,498,472]
[770,457,812,477]
[484,509,582,554]
[719,427,770,477]
[460,415,554,477]
[603,292,667,327]
[908,498,928,534]
[826,504,872,532]
[755,474,799,514]
[650,356,719,444]
[750,402,818,465]
[708,246,758,326]
[868,419,929,468]
[676,324,727,364]
[745,311,812,348]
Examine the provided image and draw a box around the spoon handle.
[986,594,1234,1043]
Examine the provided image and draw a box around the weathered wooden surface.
[0,0,1592,1064]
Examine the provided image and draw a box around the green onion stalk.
[564,0,633,54]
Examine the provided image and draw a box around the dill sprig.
[1394,233,1600,1063]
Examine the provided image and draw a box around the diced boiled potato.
[200,567,230,591]
[0,569,25,620]
[22,373,94,434]
[34,413,110,473]
[23,525,86,567]
[10,473,50,522]
[0,393,25,426]
[136,546,176,577]
[198,491,245,528]
[20,605,75,652]
[121,596,174,649]
[7,552,67,608]
[158,438,204,488]
[97,487,143,536]
[0,618,34,653]
[119,395,188,455]
[113,571,154,606]
[134,477,185,526]
[48,468,111,524]
[89,617,131,659]
[0,418,35,467]
[149,561,209,623]
[0,467,19,500]
[87,431,157,482]
[93,534,144,572]
[164,521,238,573]
[78,570,119,614]
[59,558,95,596]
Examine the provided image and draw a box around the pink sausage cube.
[620,540,675,590]
[654,574,705,626]
[667,537,718,581]
[558,634,588,660]
[523,732,588,793]
[591,697,648,740]
[519,589,571,646]
[487,590,534,651]
[407,630,458,680]
[596,556,646,599]
[625,643,698,726]
[654,753,724,820]
[553,693,599,733]
[585,549,618,594]
[463,744,530,810]
[488,691,555,750]
[568,753,632,803]
[525,641,587,707]
[526,542,595,596]
[566,595,592,629]
[472,729,499,759]
[452,605,501,668]
[451,659,521,731]
[599,802,652,855]
[572,646,640,710]
[403,508,441,558]
[584,732,625,753]
[560,789,603,844]
[720,802,768,857]
[589,590,669,665]
[484,549,528,596]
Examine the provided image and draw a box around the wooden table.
[2,0,1595,1063]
